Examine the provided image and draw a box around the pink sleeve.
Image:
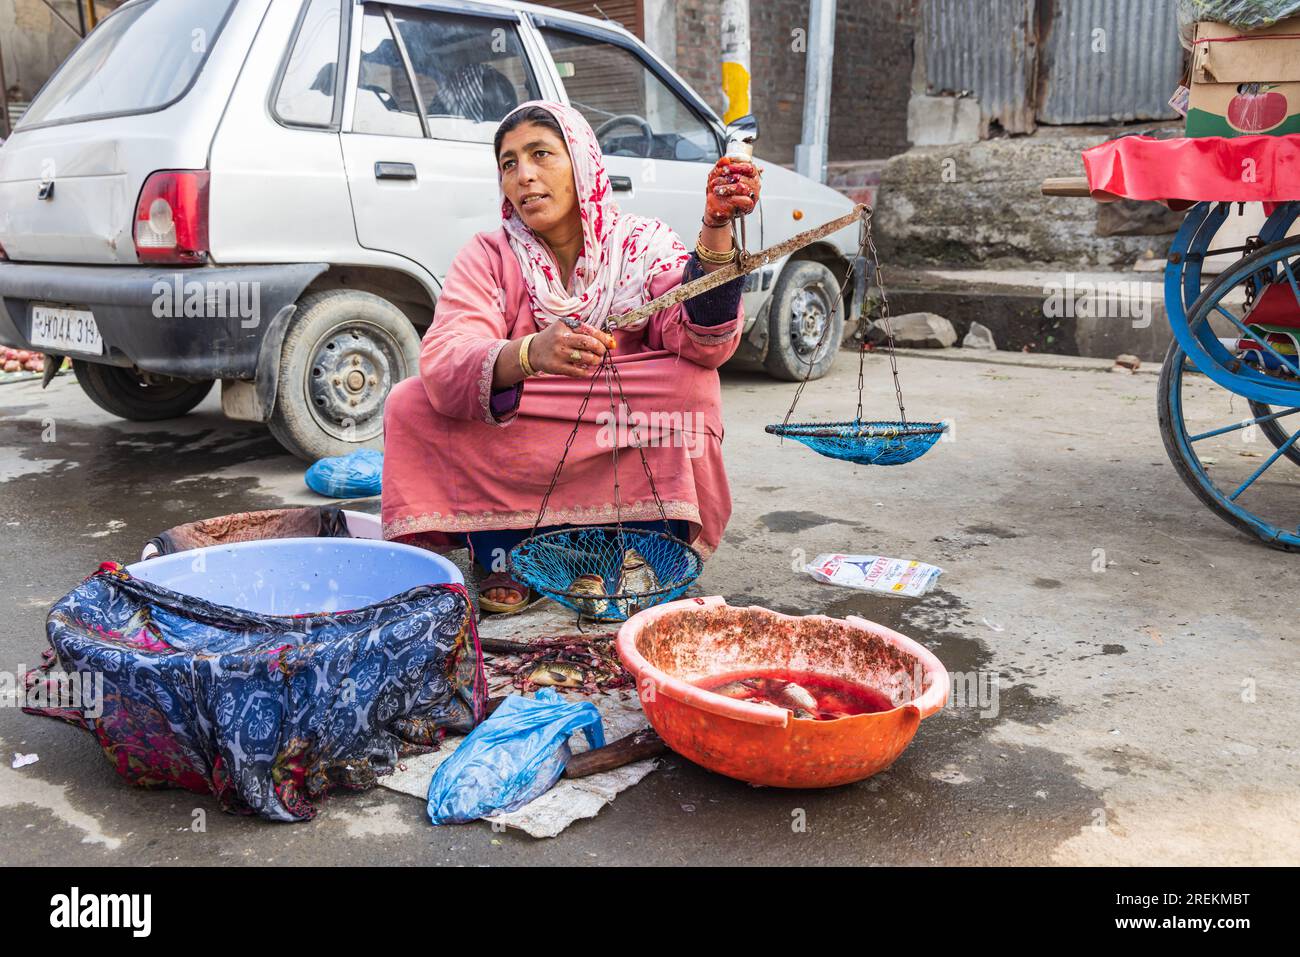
[642,261,743,369]
[419,237,521,426]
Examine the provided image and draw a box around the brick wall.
[666,0,919,166]
[671,2,724,119]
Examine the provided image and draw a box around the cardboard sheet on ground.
[378,599,657,838]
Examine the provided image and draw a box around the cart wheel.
[1159,345,1300,550]
[1248,399,1300,467]
[1156,232,1300,550]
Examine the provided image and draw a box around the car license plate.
[29,304,103,355]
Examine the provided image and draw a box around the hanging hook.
[731,215,750,273]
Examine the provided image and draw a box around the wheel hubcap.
[307,324,401,441]
[790,284,831,358]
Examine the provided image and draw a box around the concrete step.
[888,346,1159,374]
[883,266,1224,363]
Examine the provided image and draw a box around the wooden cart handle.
[1040,176,1092,198]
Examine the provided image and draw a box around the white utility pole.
[720,0,751,124]
[795,0,836,183]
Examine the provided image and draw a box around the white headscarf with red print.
[498,100,689,332]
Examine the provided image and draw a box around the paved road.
[1,352,1296,865]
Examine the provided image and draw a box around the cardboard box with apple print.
[1188,18,1300,138]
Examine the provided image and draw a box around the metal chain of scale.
[508,204,944,620]
[512,209,832,618]
[527,349,674,542]
[780,207,908,428]
[512,320,702,621]
[768,207,947,467]
[530,208,765,542]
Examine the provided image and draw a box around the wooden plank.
[1040,176,1093,198]
[563,727,667,777]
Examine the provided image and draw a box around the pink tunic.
[381,228,742,558]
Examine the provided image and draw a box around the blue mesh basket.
[509,525,702,622]
[765,420,947,466]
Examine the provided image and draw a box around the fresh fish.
[710,679,762,700]
[704,677,822,719]
[527,661,585,688]
[568,573,610,619]
[765,679,819,713]
[616,548,660,601]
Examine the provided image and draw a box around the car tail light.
[134,170,210,264]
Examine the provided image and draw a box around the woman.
[382,100,761,612]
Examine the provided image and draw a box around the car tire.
[268,289,421,462]
[763,260,845,382]
[72,360,213,421]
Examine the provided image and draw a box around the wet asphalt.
[1,354,1296,865]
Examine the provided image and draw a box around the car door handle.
[375,162,417,181]
[609,175,632,191]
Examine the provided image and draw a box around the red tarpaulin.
[1081,134,1300,210]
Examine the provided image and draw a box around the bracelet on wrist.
[518,333,537,378]
[695,239,737,265]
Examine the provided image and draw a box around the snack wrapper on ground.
[803,553,943,598]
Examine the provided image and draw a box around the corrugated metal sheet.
[1037,0,1184,124]
[924,0,1038,134]
[923,0,1187,133]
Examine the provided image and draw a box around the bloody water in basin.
[695,669,894,720]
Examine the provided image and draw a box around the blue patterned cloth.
[26,563,485,822]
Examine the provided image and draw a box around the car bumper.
[0,261,327,380]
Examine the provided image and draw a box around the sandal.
[477,570,533,615]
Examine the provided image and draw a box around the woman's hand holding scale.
[528,319,616,378]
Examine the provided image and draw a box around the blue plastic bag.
[426,688,604,825]
[305,448,383,498]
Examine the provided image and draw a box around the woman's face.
[497,122,579,235]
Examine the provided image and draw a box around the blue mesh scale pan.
[765,419,947,466]
[509,525,702,622]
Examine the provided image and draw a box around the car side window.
[353,6,423,137]
[388,10,539,143]
[538,27,719,163]
[274,0,344,128]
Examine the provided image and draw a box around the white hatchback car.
[0,0,861,459]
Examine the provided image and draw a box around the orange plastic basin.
[616,596,949,788]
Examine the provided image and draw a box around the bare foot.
[484,586,524,606]
[479,571,528,611]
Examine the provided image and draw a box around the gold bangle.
[518,333,537,378]
[695,239,736,265]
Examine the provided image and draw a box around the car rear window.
[273,0,345,128]
[17,0,237,130]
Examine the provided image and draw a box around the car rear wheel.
[763,260,845,382]
[268,289,421,462]
[72,360,214,421]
